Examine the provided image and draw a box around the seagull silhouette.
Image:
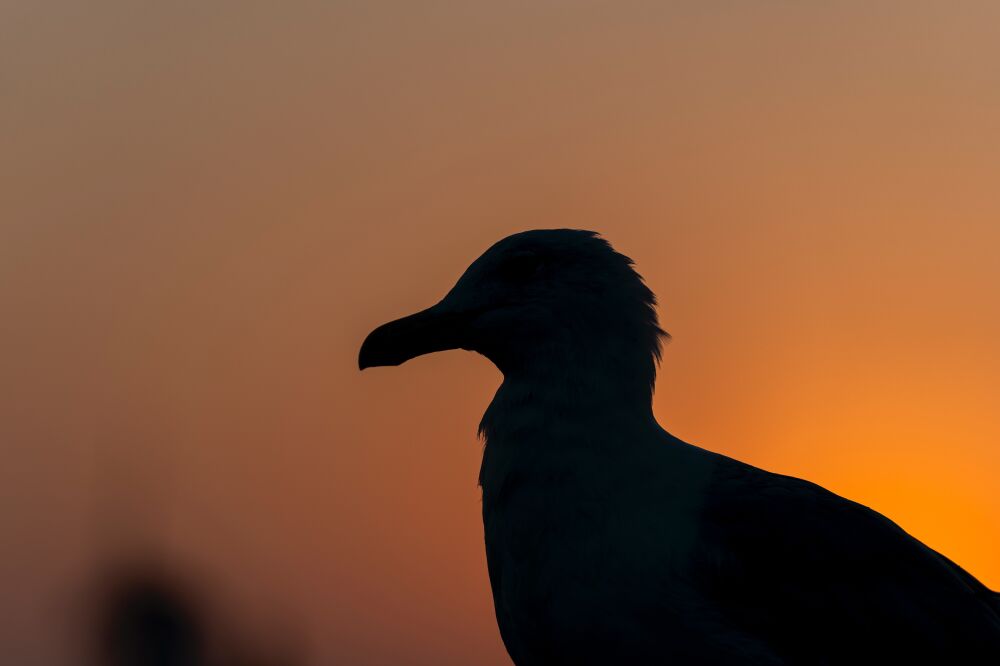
[359,229,1000,665]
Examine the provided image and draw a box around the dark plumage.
[360,229,1000,664]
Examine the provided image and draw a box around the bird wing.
[692,454,1000,665]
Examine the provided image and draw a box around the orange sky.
[2,2,999,664]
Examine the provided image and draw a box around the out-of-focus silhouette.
[89,558,305,666]
[360,229,1000,664]
[95,564,205,666]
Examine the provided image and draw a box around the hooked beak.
[358,302,476,370]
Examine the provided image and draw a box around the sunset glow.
[3,2,999,663]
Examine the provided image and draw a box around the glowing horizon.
[2,2,998,663]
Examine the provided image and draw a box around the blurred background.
[2,2,998,664]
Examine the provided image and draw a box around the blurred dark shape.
[95,565,206,666]
[89,560,306,666]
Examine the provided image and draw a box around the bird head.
[359,229,667,397]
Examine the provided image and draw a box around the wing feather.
[693,455,1000,664]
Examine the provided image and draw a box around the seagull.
[359,229,1000,665]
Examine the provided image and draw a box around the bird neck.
[475,357,669,501]
[478,350,659,448]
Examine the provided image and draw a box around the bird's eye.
[498,251,544,282]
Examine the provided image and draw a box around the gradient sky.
[3,2,999,664]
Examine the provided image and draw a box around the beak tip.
[358,304,465,373]
[357,337,377,371]
[358,328,401,370]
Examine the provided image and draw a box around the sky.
[2,2,999,664]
